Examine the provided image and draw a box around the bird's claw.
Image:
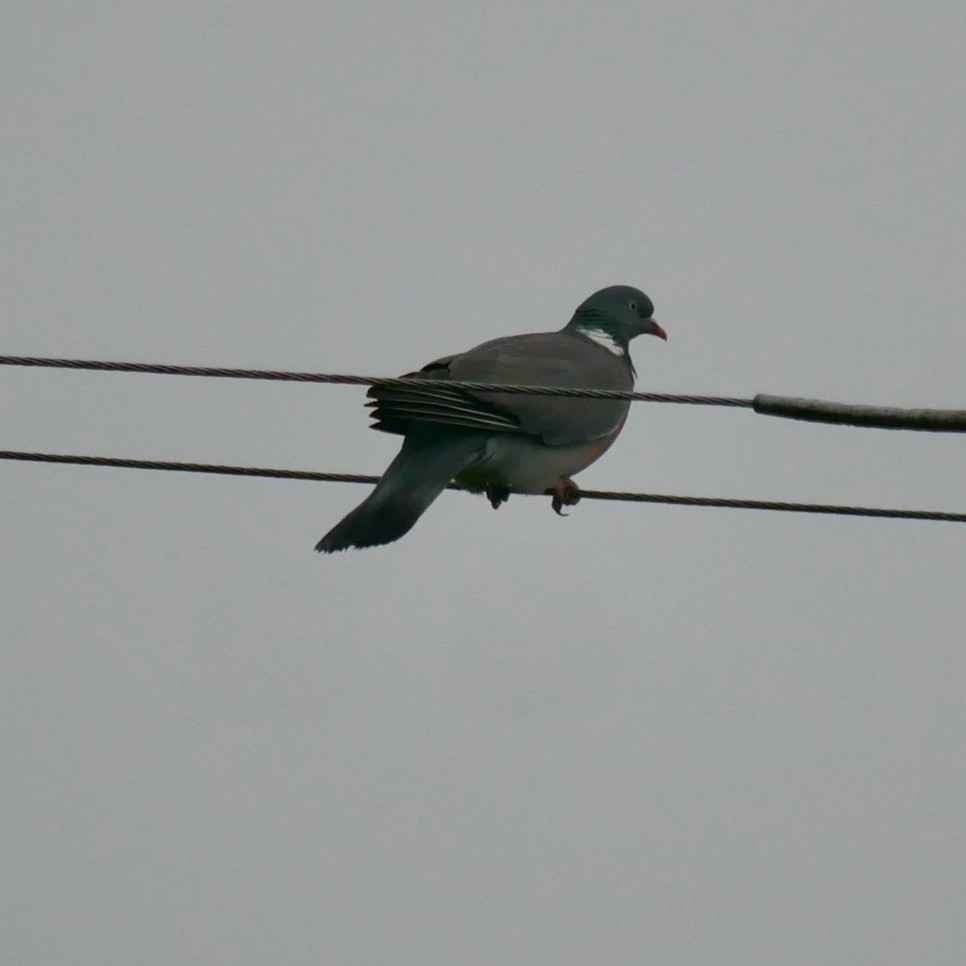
[485,483,510,510]
[551,477,581,516]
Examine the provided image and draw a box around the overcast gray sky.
[2,2,965,964]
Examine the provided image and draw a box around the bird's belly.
[455,434,617,494]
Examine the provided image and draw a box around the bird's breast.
[455,432,620,495]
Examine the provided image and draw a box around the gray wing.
[368,330,633,446]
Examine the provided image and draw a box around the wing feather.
[367,330,635,445]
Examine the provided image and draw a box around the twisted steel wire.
[4,355,964,429]
[0,354,756,406]
[2,450,963,523]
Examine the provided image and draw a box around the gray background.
[2,2,964,963]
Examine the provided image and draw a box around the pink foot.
[551,477,581,516]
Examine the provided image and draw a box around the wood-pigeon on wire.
[316,285,666,552]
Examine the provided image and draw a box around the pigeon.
[315,285,666,552]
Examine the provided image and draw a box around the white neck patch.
[580,327,625,356]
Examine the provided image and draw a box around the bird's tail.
[315,431,485,553]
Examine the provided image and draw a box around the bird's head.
[566,285,667,354]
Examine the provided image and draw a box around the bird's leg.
[485,482,511,510]
[551,477,581,516]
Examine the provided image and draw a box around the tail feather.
[315,431,484,552]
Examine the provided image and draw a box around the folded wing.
[368,330,633,447]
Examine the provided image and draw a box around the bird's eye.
[629,301,637,310]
